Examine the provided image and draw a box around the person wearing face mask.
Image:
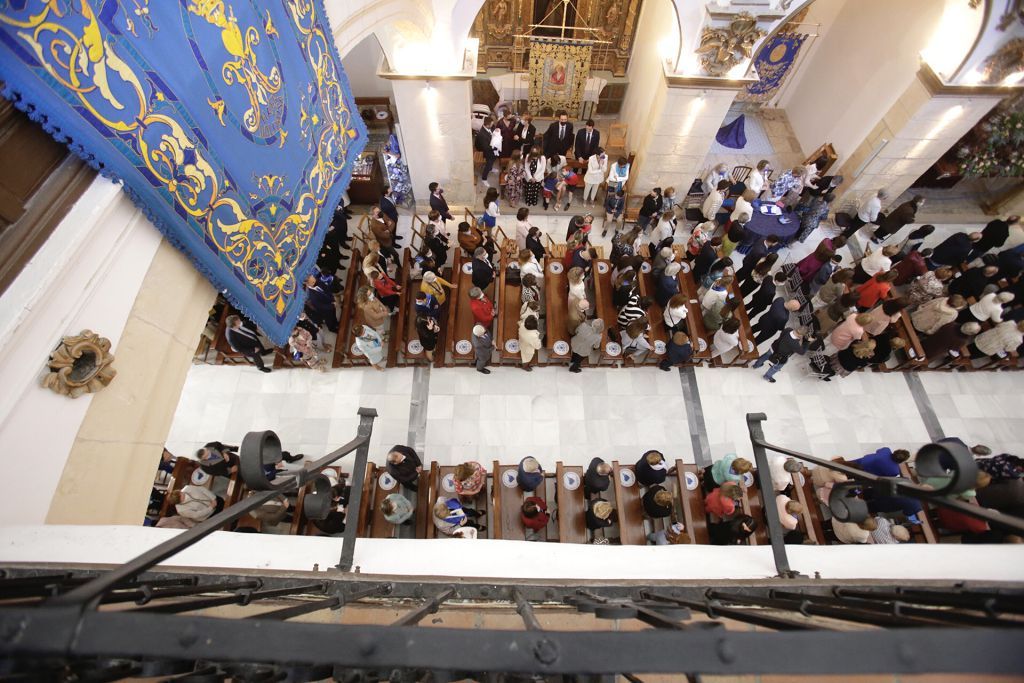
[543,110,574,158]
[428,182,453,223]
[583,146,608,208]
[574,119,601,162]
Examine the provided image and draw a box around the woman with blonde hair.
[567,266,586,305]
[621,318,652,363]
[356,285,389,330]
[642,485,674,518]
[822,337,877,381]
[586,498,616,531]
[703,452,753,493]
[519,314,542,371]
[289,325,325,370]
[362,239,382,281]
[518,247,543,285]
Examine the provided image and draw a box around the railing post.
[745,413,799,578]
[338,407,378,572]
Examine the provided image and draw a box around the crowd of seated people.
[152,434,1020,546]
[213,141,1022,379]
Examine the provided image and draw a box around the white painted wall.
[341,34,394,100]
[779,0,945,166]
[620,0,676,172]
[0,179,162,525]
[3,525,1024,582]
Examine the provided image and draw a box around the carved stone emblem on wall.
[41,330,117,398]
[696,12,766,77]
[981,37,1024,83]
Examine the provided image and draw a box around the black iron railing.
[745,412,1024,578]
[0,410,1022,679]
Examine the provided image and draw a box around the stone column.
[628,77,743,193]
[46,240,215,525]
[385,76,477,209]
[836,65,1005,213]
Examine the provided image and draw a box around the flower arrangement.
[957,106,1024,178]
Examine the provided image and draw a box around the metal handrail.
[746,412,1024,578]
[49,407,378,609]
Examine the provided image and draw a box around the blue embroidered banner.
[746,32,806,101]
[0,0,367,343]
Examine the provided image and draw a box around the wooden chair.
[592,259,621,366]
[612,461,647,545]
[731,166,752,185]
[674,461,709,544]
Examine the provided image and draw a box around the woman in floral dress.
[505,149,525,206]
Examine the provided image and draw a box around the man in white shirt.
[844,189,886,237]
[833,517,876,544]
[767,455,802,492]
[747,160,770,197]
[730,189,755,223]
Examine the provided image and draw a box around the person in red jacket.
[371,270,401,312]
[855,270,898,310]
[704,482,742,520]
[469,287,495,327]
[521,497,550,539]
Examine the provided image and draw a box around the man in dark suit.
[930,231,982,268]
[428,182,453,222]
[471,247,495,289]
[514,113,536,154]
[741,235,780,274]
[574,119,600,161]
[751,298,801,346]
[475,116,497,187]
[542,110,573,158]
[752,327,812,383]
[386,445,422,491]
[746,272,787,320]
[380,187,399,224]
[225,315,271,372]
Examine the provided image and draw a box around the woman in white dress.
[354,325,386,371]
[583,148,608,207]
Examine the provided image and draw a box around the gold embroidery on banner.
[528,40,592,117]
[1,0,359,319]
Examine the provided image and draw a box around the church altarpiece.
[472,0,644,77]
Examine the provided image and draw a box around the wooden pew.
[592,259,621,366]
[544,259,571,364]
[427,463,489,538]
[332,247,365,368]
[210,301,250,366]
[424,463,441,539]
[492,461,527,540]
[555,461,588,543]
[674,461,709,544]
[369,465,402,539]
[673,256,712,363]
[722,278,759,367]
[739,478,770,545]
[398,247,427,366]
[414,469,431,539]
[612,461,647,545]
[497,243,524,365]
[899,463,939,544]
[790,473,827,545]
[158,458,199,519]
[446,250,490,366]
[355,463,376,537]
[637,262,668,366]
[893,310,928,371]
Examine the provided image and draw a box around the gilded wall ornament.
[996,0,1023,30]
[41,331,117,399]
[981,37,1024,83]
[696,12,766,77]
